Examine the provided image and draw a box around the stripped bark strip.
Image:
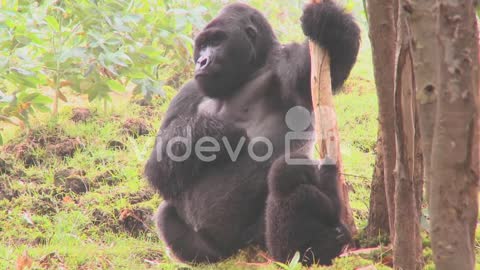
[392,16,421,268]
[308,0,356,234]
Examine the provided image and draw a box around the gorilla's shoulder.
[161,80,204,128]
[175,80,203,100]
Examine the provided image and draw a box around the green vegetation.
[1,0,471,269]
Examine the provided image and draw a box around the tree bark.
[392,7,422,268]
[430,1,479,269]
[413,113,424,267]
[365,130,390,241]
[474,16,480,187]
[366,0,398,243]
[406,0,439,207]
[404,0,439,266]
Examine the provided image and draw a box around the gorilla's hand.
[145,114,247,200]
[301,0,360,90]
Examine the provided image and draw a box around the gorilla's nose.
[196,56,210,71]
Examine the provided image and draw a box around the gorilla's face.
[193,4,276,98]
[194,22,257,98]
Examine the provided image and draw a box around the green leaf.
[79,79,95,92]
[88,89,99,102]
[19,92,40,103]
[58,48,87,63]
[32,103,51,113]
[274,262,290,270]
[106,80,125,93]
[126,70,147,80]
[31,95,52,105]
[6,72,38,88]
[45,16,60,32]
[288,252,301,269]
[0,133,3,145]
[139,46,168,62]
[10,67,35,76]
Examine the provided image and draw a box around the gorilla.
[266,154,351,265]
[144,0,360,265]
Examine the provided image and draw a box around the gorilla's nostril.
[197,56,210,69]
[201,58,209,67]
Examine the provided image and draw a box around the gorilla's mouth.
[194,71,210,79]
[195,69,222,81]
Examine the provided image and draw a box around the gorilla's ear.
[245,25,257,42]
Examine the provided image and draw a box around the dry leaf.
[381,255,394,267]
[16,251,33,270]
[62,196,74,204]
[355,266,377,270]
[119,209,133,221]
[22,212,34,226]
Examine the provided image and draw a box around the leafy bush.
[0,0,218,142]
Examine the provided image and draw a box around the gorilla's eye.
[194,30,226,49]
[208,31,227,47]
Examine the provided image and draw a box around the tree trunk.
[413,113,424,266]
[365,130,390,241]
[392,7,422,268]
[366,0,398,243]
[406,0,439,208]
[404,0,439,266]
[430,1,479,269]
[474,16,480,186]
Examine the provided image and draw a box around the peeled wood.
[308,0,356,234]
[392,29,422,270]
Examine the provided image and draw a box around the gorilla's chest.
[198,71,288,140]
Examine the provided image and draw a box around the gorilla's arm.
[301,0,360,91]
[293,185,339,226]
[316,164,342,221]
[144,81,247,200]
[275,1,359,106]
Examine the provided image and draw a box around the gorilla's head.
[193,3,278,98]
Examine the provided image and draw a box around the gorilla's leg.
[265,155,350,265]
[240,210,266,248]
[156,202,225,264]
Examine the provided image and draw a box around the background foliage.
[0,0,211,142]
[0,0,362,144]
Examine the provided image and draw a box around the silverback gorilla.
[144,0,360,265]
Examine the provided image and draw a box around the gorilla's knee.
[155,202,180,243]
[155,202,224,264]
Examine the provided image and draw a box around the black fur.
[144,1,359,265]
[266,154,351,265]
[301,0,360,91]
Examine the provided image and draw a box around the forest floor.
[0,39,477,270]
